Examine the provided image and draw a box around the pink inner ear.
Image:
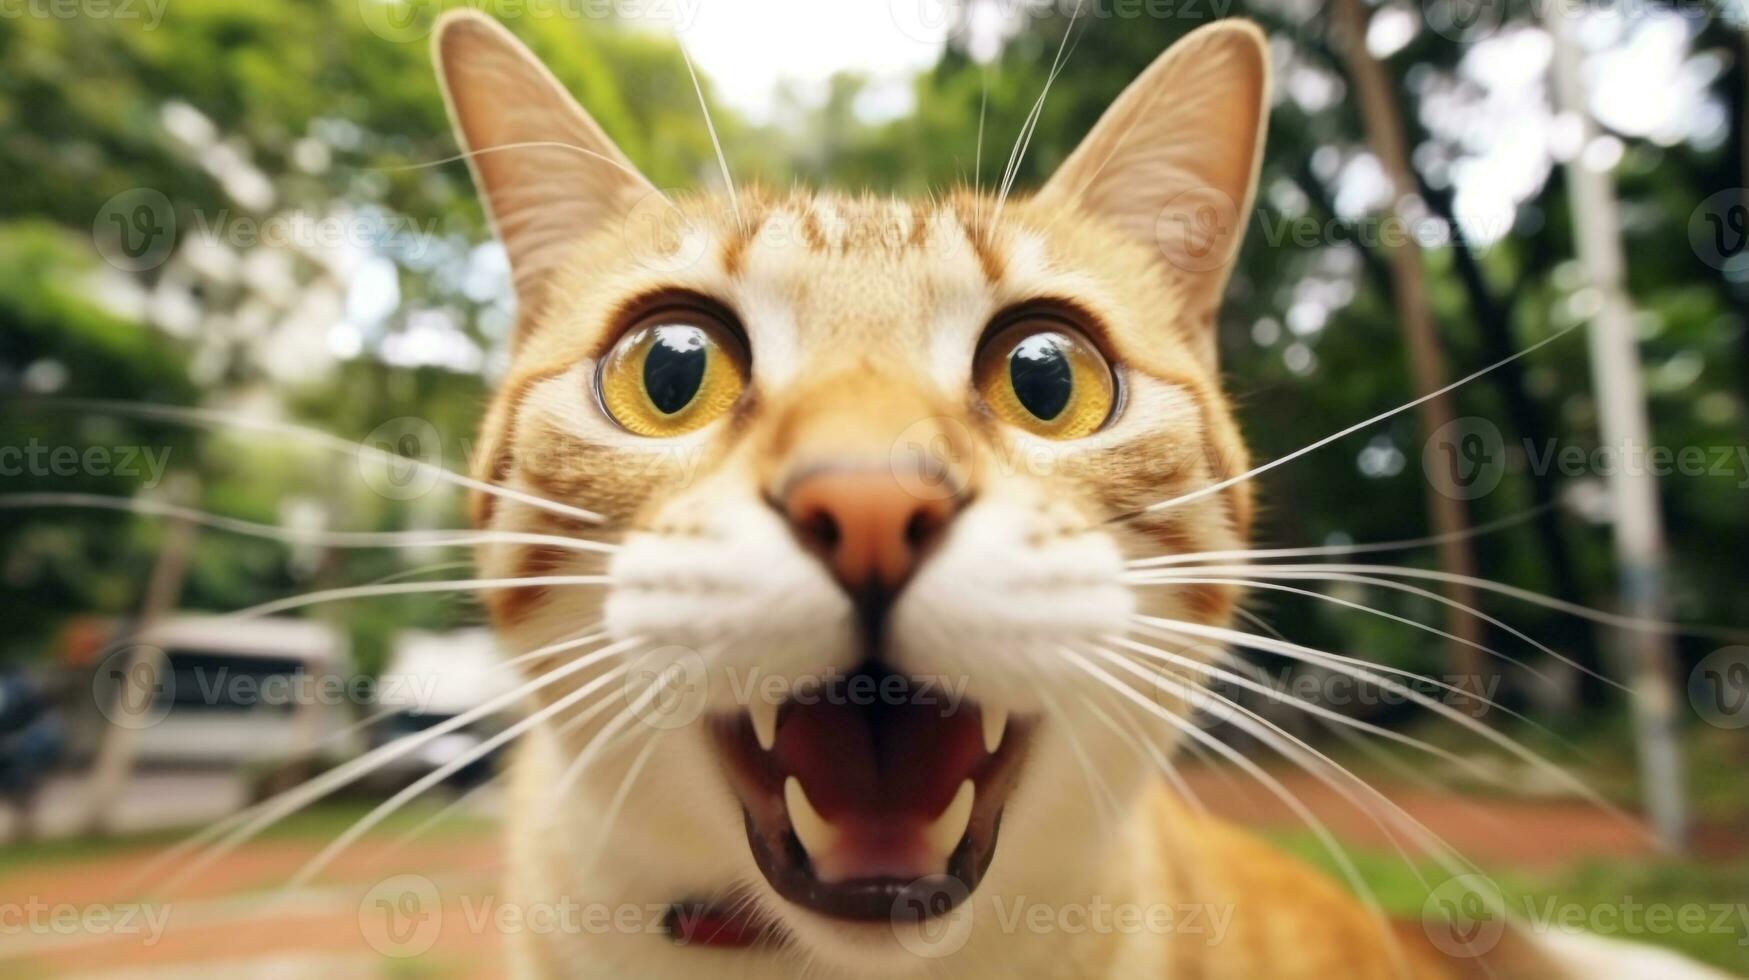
[1035,22,1269,321]
[435,10,661,317]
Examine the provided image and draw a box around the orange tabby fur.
[433,11,1727,979]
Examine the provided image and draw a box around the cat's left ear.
[433,10,662,326]
[1038,20,1269,355]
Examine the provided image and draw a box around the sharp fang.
[750,699,780,752]
[924,779,975,859]
[785,777,838,865]
[982,706,1008,754]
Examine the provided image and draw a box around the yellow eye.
[597,308,748,437]
[973,318,1116,439]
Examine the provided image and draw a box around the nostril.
[904,507,943,549]
[803,508,841,550]
[780,467,964,598]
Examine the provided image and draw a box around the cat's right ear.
[433,10,661,320]
[1036,20,1269,362]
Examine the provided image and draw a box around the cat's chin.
[707,662,1031,924]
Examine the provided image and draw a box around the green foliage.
[1,1,1746,710]
[0,0,761,662]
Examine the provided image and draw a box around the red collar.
[664,902,771,949]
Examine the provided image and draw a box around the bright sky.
[302,3,1724,376]
[652,0,959,122]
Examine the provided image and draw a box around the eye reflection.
[596,307,747,437]
[1008,334,1074,422]
[972,316,1115,440]
[643,326,709,415]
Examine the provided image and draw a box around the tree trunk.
[1546,11,1688,852]
[1330,0,1488,705]
[1417,175,1599,712]
[76,473,199,836]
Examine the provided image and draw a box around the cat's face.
[439,12,1267,973]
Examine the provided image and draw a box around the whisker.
[1019,661,1125,830]
[1149,561,1749,645]
[377,778,499,865]
[371,140,678,201]
[1117,325,1584,519]
[553,680,630,738]
[677,42,742,232]
[0,492,616,553]
[1229,606,1292,647]
[1126,503,1551,569]
[1058,647,1408,974]
[1316,718,1522,838]
[25,398,604,526]
[991,0,1085,228]
[1131,573,1561,687]
[288,656,641,887]
[253,617,601,775]
[217,573,609,622]
[370,559,477,583]
[1133,567,1623,692]
[578,728,665,876]
[546,642,729,809]
[549,668,686,808]
[1092,648,1506,978]
[973,72,989,237]
[502,625,608,671]
[1126,614,1564,753]
[1078,693,1209,818]
[1131,614,1643,835]
[1106,634,1506,796]
[1090,643,1471,887]
[143,633,638,893]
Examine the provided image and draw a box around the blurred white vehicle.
[368,628,518,789]
[82,614,357,771]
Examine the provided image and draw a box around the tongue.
[772,683,984,822]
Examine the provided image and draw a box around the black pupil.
[643,325,709,415]
[1008,334,1073,421]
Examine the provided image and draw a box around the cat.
[432,10,1732,978]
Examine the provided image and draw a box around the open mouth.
[711,662,1030,922]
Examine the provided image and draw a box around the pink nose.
[782,468,961,596]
